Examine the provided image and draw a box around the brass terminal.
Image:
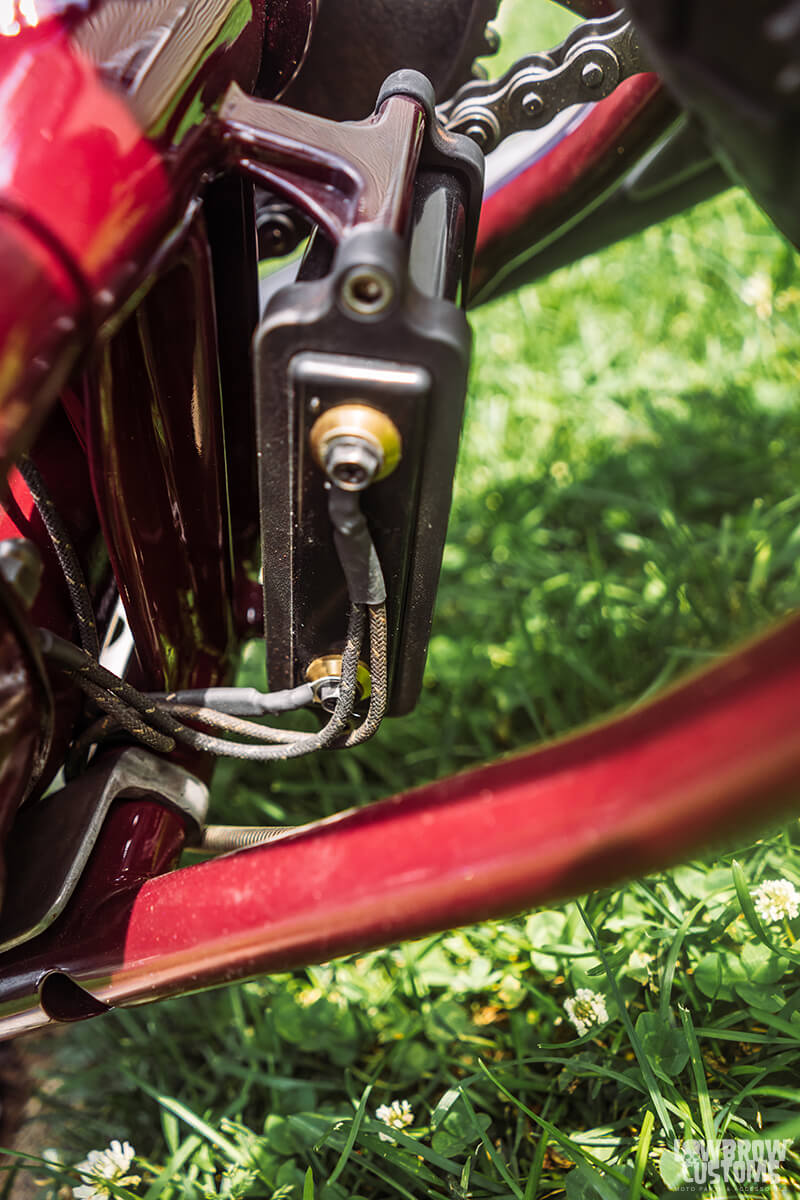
[305,654,372,712]
[309,404,402,491]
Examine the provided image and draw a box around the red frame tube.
[0,610,799,1036]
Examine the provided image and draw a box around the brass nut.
[306,654,372,713]
[309,404,402,489]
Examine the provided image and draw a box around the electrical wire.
[74,677,175,755]
[17,456,100,659]
[148,682,315,716]
[26,449,389,768]
[151,704,309,743]
[343,601,387,746]
[40,603,367,761]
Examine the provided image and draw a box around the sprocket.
[277,0,501,121]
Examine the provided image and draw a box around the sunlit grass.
[11,3,800,1197]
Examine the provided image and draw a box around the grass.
[9,3,800,1197]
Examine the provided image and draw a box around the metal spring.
[200,824,300,852]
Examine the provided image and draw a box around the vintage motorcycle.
[0,0,797,1039]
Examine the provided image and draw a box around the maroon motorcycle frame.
[0,0,795,1039]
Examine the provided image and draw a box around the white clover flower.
[740,272,773,319]
[375,1099,414,1141]
[751,878,800,924]
[563,988,609,1036]
[73,1140,140,1198]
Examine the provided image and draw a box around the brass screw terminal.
[309,403,402,491]
[306,655,372,713]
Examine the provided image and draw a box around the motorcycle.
[0,0,796,1040]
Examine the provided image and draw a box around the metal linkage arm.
[214,69,484,274]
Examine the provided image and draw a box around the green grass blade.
[458,1086,524,1199]
[577,901,675,1139]
[627,1110,654,1200]
[524,1132,547,1200]
[303,1166,315,1200]
[143,1135,202,1199]
[478,1060,659,1200]
[659,900,706,1020]
[326,1082,372,1187]
[678,1005,722,1196]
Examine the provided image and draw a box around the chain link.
[439,10,650,154]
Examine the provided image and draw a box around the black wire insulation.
[33,472,387,768]
[18,456,100,659]
[41,604,366,761]
[71,677,175,755]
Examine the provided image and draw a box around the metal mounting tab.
[0,748,208,955]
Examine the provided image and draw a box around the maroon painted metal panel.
[216,88,426,242]
[83,224,236,696]
[0,611,799,1036]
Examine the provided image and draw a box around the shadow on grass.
[213,388,800,825]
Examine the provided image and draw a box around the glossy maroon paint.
[0,799,188,1030]
[0,30,171,297]
[471,75,673,301]
[0,212,84,471]
[218,88,426,242]
[84,223,236,696]
[0,0,288,855]
[0,0,281,464]
[1,612,800,1036]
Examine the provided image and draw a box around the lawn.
[10,3,800,1198]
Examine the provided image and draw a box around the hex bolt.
[581,61,605,88]
[324,436,384,491]
[306,655,372,712]
[309,404,402,491]
[340,265,395,316]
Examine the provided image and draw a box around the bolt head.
[324,436,384,492]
